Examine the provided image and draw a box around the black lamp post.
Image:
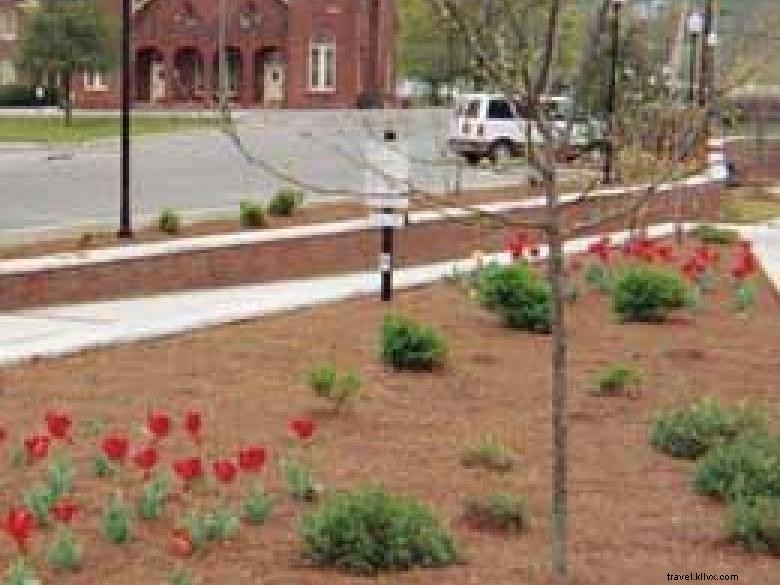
[687,11,704,104]
[118,0,133,239]
[603,0,626,185]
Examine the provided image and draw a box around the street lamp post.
[603,0,626,185]
[118,0,133,239]
[687,11,704,104]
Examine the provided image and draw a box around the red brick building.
[0,0,398,109]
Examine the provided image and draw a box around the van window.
[487,99,513,120]
[464,100,482,118]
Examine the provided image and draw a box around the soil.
[0,240,777,585]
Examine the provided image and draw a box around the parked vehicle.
[447,93,604,165]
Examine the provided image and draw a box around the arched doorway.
[173,47,205,102]
[211,48,242,101]
[255,48,285,108]
[136,47,164,103]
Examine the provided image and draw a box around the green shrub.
[612,265,693,322]
[693,433,780,502]
[136,473,170,521]
[474,262,551,333]
[283,461,320,502]
[380,314,447,371]
[595,364,641,396]
[157,208,182,235]
[102,493,133,544]
[650,398,765,459]
[307,364,361,409]
[239,200,267,228]
[242,487,274,525]
[299,486,458,574]
[461,436,516,472]
[267,189,303,216]
[47,528,83,571]
[728,497,780,554]
[690,224,739,245]
[463,492,530,533]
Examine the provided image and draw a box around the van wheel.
[489,141,514,165]
[464,153,481,166]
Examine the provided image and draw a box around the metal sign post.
[364,130,409,302]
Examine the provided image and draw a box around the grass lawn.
[721,186,780,223]
[0,116,221,143]
[0,239,777,584]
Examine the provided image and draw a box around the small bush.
[47,528,83,571]
[283,461,320,502]
[267,189,303,216]
[307,364,361,409]
[463,492,530,533]
[595,364,641,396]
[137,473,170,521]
[157,208,182,235]
[650,398,765,459]
[728,497,780,554]
[380,314,448,371]
[102,494,133,544]
[299,486,458,574]
[475,262,552,333]
[23,484,57,527]
[239,200,267,228]
[690,224,739,245]
[242,487,273,525]
[612,265,693,322]
[461,437,516,472]
[693,433,780,502]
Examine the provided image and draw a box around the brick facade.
[1,0,397,109]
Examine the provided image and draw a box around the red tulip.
[3,507,35,552]
[24,434,50,462]
[587,237,611,263]
[50,499,78,524]
[147,412,172,441]
[213,459,238,484]
[184,411,202,444]
[45,411,72,442]
[132,446,159,478]
[237,446,267,473]
[173,457,204,484]
[505,232,531,260]
[289,418,316,441]
[169,529,193,558]
[102,434,129,462]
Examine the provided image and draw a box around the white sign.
[379,253,392,272]
[365,195,409,210]
[364,139,409,196]
[371,213,406,229]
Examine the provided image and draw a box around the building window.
[0,9,18,41]
[83,70,108,92]
[0,59,16,85]
[309,36,336,92]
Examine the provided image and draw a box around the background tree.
[17,0,118,125]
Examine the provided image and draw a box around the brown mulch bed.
[0,241,777,585]
[0,186,721,311]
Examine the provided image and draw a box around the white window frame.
[309,37,336,93]
[0,9,18,41]
[83,70,108,92]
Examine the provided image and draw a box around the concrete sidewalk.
[0,222,777,367]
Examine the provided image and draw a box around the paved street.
[0,109,532,234]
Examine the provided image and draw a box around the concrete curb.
[0,173,715,277]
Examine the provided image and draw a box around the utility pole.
[603,0,625,185]
[118,0,133,238]
[218,0,231,123]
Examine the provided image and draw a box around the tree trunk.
[545,169,568,585]
[63,71,73,127]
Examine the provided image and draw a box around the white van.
[447,93,604,165]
